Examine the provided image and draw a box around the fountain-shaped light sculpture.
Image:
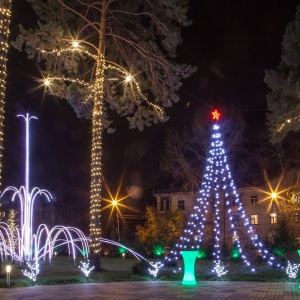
[0,113,89,265]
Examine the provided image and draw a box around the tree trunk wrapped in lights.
[12,0,195,270]
[0,0,12,194]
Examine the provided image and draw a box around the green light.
[231,246,240,260]
[196,248,207,259]
[297,250,300,257]
[153,244,164,256]
[118,247,126,254]
[273,247,285,257]
[181,250,198,285]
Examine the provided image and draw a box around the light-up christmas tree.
[170,109,278,277]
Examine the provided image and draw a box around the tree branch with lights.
[12,0,195,270]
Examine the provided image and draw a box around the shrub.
[131,261,149,276]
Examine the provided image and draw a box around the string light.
[79,260,94,279]
[286,261,300,279]
[22,261,39,282]
[37,38,167,256]
[213,260,228,277]
[0,1,12,194]
[148,261,164,278]
[169,109,278,276]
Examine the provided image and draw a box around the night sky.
[1,1,299,231]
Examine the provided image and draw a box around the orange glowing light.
[101,175,142,233]
[212,109,220,121]
[256,171,293,213]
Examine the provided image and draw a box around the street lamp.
[6,265,11,286]
[112,199,120,243]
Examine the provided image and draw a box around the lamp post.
[112,199,120,243]
[6,265,11,286]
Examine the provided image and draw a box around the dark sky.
[2,1,299,226]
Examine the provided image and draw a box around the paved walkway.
[0,281,299,300]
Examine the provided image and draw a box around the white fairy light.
[213,260,228,277]
[286,261,300,279]
[79,260,94,278]
[22,261,39,282]
[168,109,278,276]
[148,261,164,278]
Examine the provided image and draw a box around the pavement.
[0,281,300,300]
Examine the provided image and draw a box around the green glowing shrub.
[272,247,285,257]
[230,246,240,260]
[196,248,207,259]
[153,244,165,256]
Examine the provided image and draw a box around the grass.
[0,255,295,288]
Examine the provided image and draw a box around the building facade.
[153,171,300,246]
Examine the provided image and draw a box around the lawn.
[0,255,295,288]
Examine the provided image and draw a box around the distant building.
[153,170,300,245]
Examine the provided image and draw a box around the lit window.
[178,200,185,210]
[294,211,299,223]
[270,213,277,224]
[251,196,258,206]
[251,214,258,225]
[232,234,239,243]
[0,211,5,220]
[294,195,299,203]
[160,197,169,211]
[194,235,200,241]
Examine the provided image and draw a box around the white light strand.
[79,260,94,277]
[22,261,39,282]
[148,261,164,278]
[286,261,300,279]
[213,260,228,277]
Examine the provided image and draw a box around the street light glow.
[72,41,79,49]
[44,79,50,86]
[125,74,132,83]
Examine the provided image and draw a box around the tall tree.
[12,0,195,269]
[265,4,300,143]
[0,0,12,193]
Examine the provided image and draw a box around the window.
[294,211,299,223]
[270,213,277,224]
[178,200,185,210]
[251,214,258,225]
[0,211,5,220]
[194,235,200,241]
[251,196,258,206]
[232,215,239,226]
[160,197,169,211]
[232,234,239,243]
[294,195,299,203]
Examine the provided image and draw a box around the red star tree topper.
[211,109,221,121]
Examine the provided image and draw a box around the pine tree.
[170,109,276,276]
[12,0,195,270]
[265,4,300,143]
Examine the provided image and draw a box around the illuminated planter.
[181,250,198,285]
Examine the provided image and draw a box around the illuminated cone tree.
[171,109,277,276]
[12,0,195,269]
